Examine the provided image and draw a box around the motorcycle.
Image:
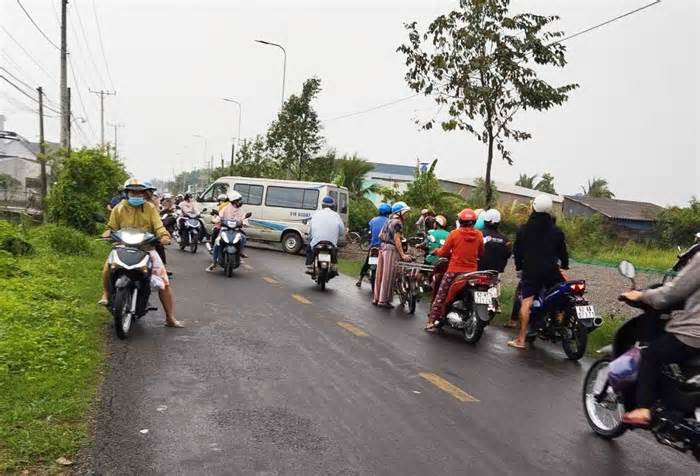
[434,264,500,344]
[106,229,159,339]
[312,241,338,291]
[214,212,252,277]
[161,209,179,242]
[179,211,205,253]
[520,276,603,360]
[582,260,700,461]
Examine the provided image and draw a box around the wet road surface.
[80,248,697,475]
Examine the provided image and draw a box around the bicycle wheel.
[347,232,361,245]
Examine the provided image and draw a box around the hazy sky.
[1,0,698,206]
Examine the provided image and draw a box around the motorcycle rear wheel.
[582,358,626,439]
[463,312,484,344]
[225,257,233,277]
[190,234,198,253]
[113,287,133,340]
[318,268,328,291]
[562,318,587,361]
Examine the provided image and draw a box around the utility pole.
[66,87,71,150]
[89,89,116,147]
[37,87,47,220]
[108,122,124,158]
[60,0,69,149]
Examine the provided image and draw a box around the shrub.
[0,250,21,277]
[27,225,92,256]
[656,198,700,247]
[0,221,33,256]
[349,197,378,232]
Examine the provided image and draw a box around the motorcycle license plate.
[368,256,378,265]
[318,253,331,263]
[473,291,491,305]
[576,305,596,319]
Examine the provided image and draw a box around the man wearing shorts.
[509,195,568,349]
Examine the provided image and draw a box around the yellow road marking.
[336,321,368,337]
[419,372,479,402]
[243,264,254,270]
[291,294,311,304]
[263,277,278,284]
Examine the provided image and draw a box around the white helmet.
[485,208,501,224]
[228,191,243,203]
[533,195,553,214]
[217,193,229,202]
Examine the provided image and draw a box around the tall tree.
[515,173,538,189]
[266,77,324,181]
[398,0,578,207]
[535,172,556,194]
[333,154,378,199]
[582,177,615,198]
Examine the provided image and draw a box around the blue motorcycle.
[525,279,603,360]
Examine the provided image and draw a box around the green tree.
[46,147,128,233]
[398,0,578,207]
[656,198,700,247]
[515,173,538,189]
[582,177,615,198]
[401,159,444,209]
[535,172,557,194]
[469,177,499,207]
[333,154,378,199]
[266,77,325,180]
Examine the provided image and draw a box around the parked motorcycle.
[368,246,380,292]
[106,229,159,339]
[582,260,700,461]
[521,276,603,360]
[434,267,500,344]
[312,241,338,291]
[179,211,204,253]
[214,212,251,277]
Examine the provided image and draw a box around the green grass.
[0,225,109,472]
[337,257,363,279]
[571,242,677,272]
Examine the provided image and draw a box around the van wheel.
[282,232,303,254]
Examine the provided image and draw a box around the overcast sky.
[1,0,698,206]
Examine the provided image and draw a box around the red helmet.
[458,208,477,222]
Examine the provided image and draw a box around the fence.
[0,188,42,213]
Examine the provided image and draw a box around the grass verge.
[0,223,109,472]
[337,257,363,280]
[571,242,676,273]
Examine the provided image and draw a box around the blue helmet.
[322,195,335,207]
[378,203,392,216]
[392,201,410,215]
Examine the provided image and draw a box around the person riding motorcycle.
[479,208,512,315]
[305,196,345,273]
[425,208,484,331]
[100,178,183,328]
[177,193,207,244]
[206,191,249,272]
[356,203,392,288]
[620,252,700,426]
[508,195,568,349]
[423,215,449,266]
[415,208,434,235]
[372,201,413,308]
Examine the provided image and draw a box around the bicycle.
[395,261,434,314]
[347,228,371,251]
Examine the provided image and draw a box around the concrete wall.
[440,180,563,213]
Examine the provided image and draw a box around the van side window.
[199,182,229,202]
[234,183,264,205]
[329,190,338,203]
[266,186,319,210]
[339,192,348,214]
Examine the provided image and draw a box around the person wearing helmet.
[508,195,568,349]
[100,178,183,328]
[425,208,485,330]
[372,201,413,308]
[415,208,434,235]
[207,191,249,271]
[356,203,392,287]
[305,196,345,272]
[478,208,512,316]
[177,192,208,245]
[474,208,487,230]
[422,215,449,266]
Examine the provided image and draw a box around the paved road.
[80,247,697,475]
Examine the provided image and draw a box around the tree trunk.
[484,128,494,208]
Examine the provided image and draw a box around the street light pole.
[255,40,286,105]
[222,98,242,168]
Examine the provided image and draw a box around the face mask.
[128,197,145,207]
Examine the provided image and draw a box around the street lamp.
[222,98,242,166]
[255,39,286,105]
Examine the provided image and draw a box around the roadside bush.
[46,147,127,234]
[28,224,92,256]
[0,221,33,256]
[0,250,21,277]
[349,197,378,232]
[656,198,700,247]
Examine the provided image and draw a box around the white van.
[197,176,349,254]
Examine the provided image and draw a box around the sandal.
[507,339,526,349]
[97,297,108,306]
[378,303,394,309]
[622,410,651,427]
[502,320,518,329]
[164,320,185,328]
[355,281,362,288]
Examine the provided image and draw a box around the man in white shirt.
[305,195,345,272]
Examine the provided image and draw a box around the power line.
[0,26,56,82]
[0,73,60,114]
[15,0,60,50]
[68,54,98,142]
[324,93,421,122]
[91,0,115,90]
[71,0,107,89]
[0,65,34,92]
